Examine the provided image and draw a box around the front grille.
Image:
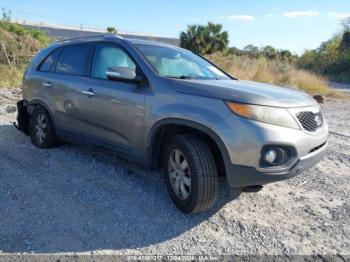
[296,111,323,132]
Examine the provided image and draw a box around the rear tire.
[29,106,59,149]
[164,134,219,214]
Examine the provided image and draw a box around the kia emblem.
[314,115,322,127]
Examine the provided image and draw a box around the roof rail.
[51,34,123,44]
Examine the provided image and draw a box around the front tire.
[29,106,59,149]
[164,134,219,214]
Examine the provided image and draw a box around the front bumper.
[213,110,329,188]
[226,140,327,187]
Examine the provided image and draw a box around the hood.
[171,79,317,108]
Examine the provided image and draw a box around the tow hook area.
[13,100,30,135]
[242,185,263,193]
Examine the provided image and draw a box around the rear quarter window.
[39,48,61,72]
[56,45,91,76]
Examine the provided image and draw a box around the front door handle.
[42,82,52,87]
[82,89,95,97]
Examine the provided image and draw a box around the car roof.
[127,38,175,47]
[50,34,177,48]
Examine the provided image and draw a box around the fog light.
[260,146,293,167]
[265,150,277,163]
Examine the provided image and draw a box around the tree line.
[1,5,349,83]
[179,22,295,62]
[298,20,350,82]
[180,21,350,82]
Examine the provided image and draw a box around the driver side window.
[91,44,136,79]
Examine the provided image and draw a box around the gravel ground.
[0,88,349,256]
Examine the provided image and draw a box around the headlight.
[226,101,300,129]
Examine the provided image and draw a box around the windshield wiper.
[166,75,224,80]
[165,75,193,79]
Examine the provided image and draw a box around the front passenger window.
[92,44,136,79]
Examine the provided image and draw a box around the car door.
[80,43,146,156]
[37,44,92,135]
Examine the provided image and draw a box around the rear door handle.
[82,89,95,97]
[42,82,52,87]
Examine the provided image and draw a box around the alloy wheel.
[35,113,47,144]
[168,149,191,200]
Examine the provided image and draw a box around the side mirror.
[106,67,144,85]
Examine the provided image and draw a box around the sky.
[1,0,349,54]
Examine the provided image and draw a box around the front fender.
[145,117,232,175]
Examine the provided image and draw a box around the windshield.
[135,43,231,80]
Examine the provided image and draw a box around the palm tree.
[180,25,206,54]
[180,22,228,55]
[106,27,118,34]
[204,22,229,54]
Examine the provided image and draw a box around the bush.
[0,20,50,45]
[297,31,350,83]
[0,28,43,67]
[0,20,50,87]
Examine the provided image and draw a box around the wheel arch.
[28,99,57,129]
[146,118,231,176]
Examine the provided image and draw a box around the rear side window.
[56,45,90,76]
[39,49,61,72]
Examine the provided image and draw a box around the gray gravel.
[0,88,349,255]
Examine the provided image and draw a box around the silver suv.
[17,35,328,214]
